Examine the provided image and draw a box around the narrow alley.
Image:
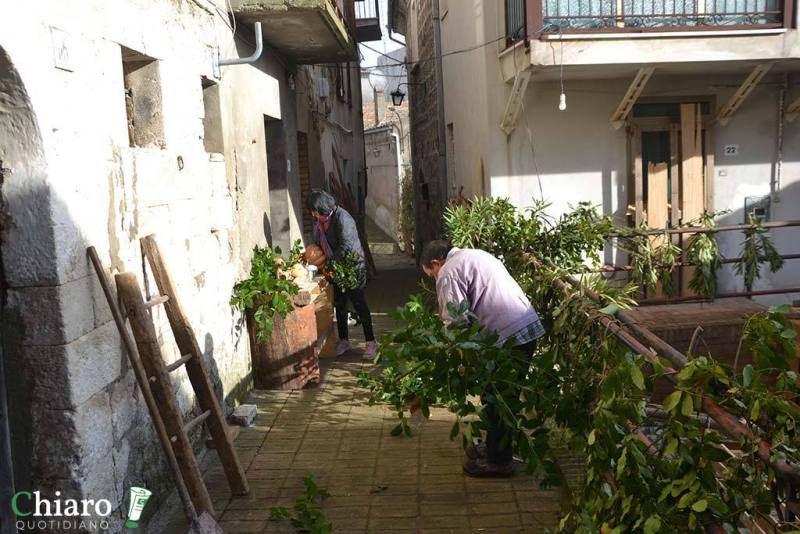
[2,0,800,533]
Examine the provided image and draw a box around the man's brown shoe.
[463,458,514,478]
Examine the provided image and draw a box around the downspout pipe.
[213,22,263,77]
[432,0,448,213]
[387,26,405,47]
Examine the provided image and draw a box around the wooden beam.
[648,162,670,297]
[632,127,644,225]
[787,94,800,123]
[681,103,704,295]
[716,64,772,126]
[610,67,655,130]
[500,69,532,135]
[669,124,680,225]
[704,126,715,213]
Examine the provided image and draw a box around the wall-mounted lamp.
[390,82,426,106]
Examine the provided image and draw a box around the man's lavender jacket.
[436,247,540,344]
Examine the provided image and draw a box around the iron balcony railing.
[506,0,528,45]
[355,0,379,19]
[506,0,792,42]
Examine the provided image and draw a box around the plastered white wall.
[0,1,314,529]
[437,2,800,305]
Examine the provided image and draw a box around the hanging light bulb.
[558,92,567,111]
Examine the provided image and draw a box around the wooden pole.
[549,261,800,483]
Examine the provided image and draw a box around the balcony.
[506,0,793,45]
[500,0,798,82]
[355,0,382,42]
[230,0,358,63]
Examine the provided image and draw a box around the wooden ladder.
[101,235,249,519]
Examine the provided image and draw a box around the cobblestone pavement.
[152,254,567,533]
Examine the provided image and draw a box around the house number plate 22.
[724,144,739,156]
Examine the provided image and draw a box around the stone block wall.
[406,0,446,254]
[0,1,319,530]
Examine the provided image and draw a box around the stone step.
[369,242,399,255]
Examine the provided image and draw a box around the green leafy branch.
[230,244,299,340]
[269,475,332,534]
[328,251,363,290]
[736,214,784,292]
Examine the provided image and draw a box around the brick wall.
[626,299,767,402]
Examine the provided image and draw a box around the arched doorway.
[0,46,51,534]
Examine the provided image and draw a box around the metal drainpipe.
[432,0,448,216]
[387,26,405,47]
[213,22,263,77]
[773,75,786,203]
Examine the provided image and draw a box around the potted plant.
[231,242,320,389]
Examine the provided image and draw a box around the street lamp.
[390,88,405,106]
[390,82,425,106]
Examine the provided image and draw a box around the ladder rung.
[166,354,193,372]
[184,410,212,435]
[144,295,170,309]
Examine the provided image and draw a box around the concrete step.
[369,242,399,255]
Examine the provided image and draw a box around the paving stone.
[418,514,470,529]
[217,519,266,532]
[468,513,522,528]
[470,501,519,515]
[421,503,469,517]
[370,504,420,518]
[368,516,418,531]
[221,508,273,521]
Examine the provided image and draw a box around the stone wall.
[297,62,367,227]
[405,0,447,254]
[365,127,401,240]
[0,1,351,530]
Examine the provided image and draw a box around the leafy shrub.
[230,243,300,340]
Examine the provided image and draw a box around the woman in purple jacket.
[420,240,545,478]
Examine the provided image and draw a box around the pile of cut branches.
[360,197,800,532]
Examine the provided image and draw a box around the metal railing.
[599,219,800,304]
[355,0,379,20]
[506,0,528,45]
[507,0,792,42]
[542,0,788,31]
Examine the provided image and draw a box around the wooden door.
[629,100,713,297]
[679,103,705,295]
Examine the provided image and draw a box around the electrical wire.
[321,32,509,72]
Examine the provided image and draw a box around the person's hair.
[307,189,337,216]
[420,240,453,267]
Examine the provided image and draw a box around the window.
[201,77,224,154]
[121,46,165,148]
